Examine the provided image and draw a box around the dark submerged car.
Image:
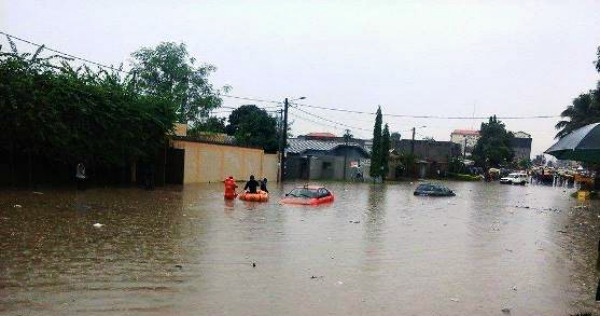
[414,183,455,197]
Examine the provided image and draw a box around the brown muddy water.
[1,181,600,315]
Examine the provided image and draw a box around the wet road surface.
[1,181,600,315]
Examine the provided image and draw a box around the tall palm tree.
[555,86,600,139]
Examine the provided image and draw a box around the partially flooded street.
[2,181,600,315]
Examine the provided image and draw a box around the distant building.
[450,129,480,157]
[391,139,461,178]
[511,131,532,162]
[285,137,370,180]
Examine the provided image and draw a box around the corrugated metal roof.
[287,138,367,155]
[451,129,480,136]
[305,132,337,138]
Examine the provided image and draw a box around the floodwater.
[1,181,600,315]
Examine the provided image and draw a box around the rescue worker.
[224,176,238,200]
[260,178,269,193]
[244,175,259,194]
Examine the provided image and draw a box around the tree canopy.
[381,124,391,177]
[225,105,279,153]
[472,116,514,168]
[130,42,227,124]
[370,106,383,178]
[0,36,177,184]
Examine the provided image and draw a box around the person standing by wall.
[76,162,86,190]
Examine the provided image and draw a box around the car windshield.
[288,188,317,198]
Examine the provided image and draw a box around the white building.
[450,129,480,156]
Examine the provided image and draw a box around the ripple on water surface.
[1,181,599,315]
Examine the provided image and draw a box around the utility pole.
[280,98,289,182]
[277,108,284,183]
[343,129,351,180]
[410,127,416,155]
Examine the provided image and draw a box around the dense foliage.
[0,38,177,172]
[370,106,383,178]
[130,42,227,124]
[472,116,514,168]
[381,124,391,177]
[188,117,226,136]
[225,105,279,153]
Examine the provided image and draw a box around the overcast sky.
[2,0,600,157]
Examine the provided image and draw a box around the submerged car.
[499,173,528,185]
[413,183,455,197]
[280,186,334,205]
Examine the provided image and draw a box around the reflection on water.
[1,182,599,315]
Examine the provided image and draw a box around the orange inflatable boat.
[238,191,269,202]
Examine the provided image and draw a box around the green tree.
[188,117,226,136]
[472,115,514,168]
[225,105,278,153]
[130,42,227,124]
[0,38,176,186]
[518,158,532,169]
[555,91,600,138]
[381,124,391,178]
[370,106,383,178]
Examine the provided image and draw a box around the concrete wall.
[262,153,279,183]
[170,140,278,183]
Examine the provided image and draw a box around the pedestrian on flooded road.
[224,176,238,200]
[75,162,86,190]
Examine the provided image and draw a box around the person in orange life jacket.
[244,175,259,194]
[224,176,238,200]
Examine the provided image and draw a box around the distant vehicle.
[413,183,455,197]
[280,185,334,205]
[499,173,528,185]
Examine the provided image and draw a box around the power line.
[293,101,559,120]
[289,105,371,132]
[0,30,129,74]
[288,112,369,137]
[221,94,281,105]
[0,31,563,121]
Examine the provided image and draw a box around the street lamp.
[279,96,306,183]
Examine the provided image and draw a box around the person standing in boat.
[260,178,269,193]
[244,175,259,194]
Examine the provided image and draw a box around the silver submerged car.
[413,183,456,197]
